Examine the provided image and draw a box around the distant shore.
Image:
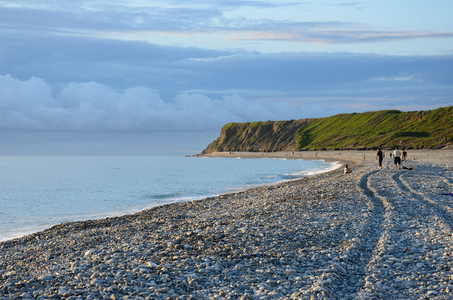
[1,149,453,299]
[201,150,359,164]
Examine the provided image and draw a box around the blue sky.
[0,0,452,154]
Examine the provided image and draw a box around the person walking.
[393,147,402,170]
[376,148,383,169]
[402,149,407,162]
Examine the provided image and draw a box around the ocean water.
[0,156,339,241]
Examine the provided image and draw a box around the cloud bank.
[0,74,349,132]
[1,2,452,47]
[1,37,452,122]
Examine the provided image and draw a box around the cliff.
[200,119,313,154]
[201,106,453,154]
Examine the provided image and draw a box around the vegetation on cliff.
[201,106,453,153]
[201,119,312,154]
[297,106,453,150]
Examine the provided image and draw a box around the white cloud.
[0,75,55,111]
[2,2,453,47]
[373,76,421,82]
[1,37,452,115]
[0,74,350,132]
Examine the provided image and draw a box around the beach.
[1,149,453,299]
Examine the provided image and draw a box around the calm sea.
[0,156,339,241]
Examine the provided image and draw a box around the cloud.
[227,29,453,44]
[1,0,287,10]
[0,5,222,36]
[1,2,453,46]
[0,74,350,132]
[328,2,360,7]
[1,37,452,114]
[373,76,421,82]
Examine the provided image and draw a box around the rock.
[91,278,104,285]
[84,249,97,257]
[437,181,446,188]
[77,272,92,278]
[147,261,158,267]
[155,287,168,293]
[38,275,53,281]
[4,271,16,277]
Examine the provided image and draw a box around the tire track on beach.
[390,172,453,298]
[397,172,453,229]
[439,174,453,185]
[355,169,411,299]
[328,169,385,299]
[355,170,453,299]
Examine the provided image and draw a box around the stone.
[38,275,53,281]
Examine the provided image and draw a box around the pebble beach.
[1,150,453,300]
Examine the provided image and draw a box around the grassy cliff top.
[202,106,453,154]
[297,106,453,150]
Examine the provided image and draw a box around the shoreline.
[201,150,355,163]
[0,154,342,243]
[1,150,453,299]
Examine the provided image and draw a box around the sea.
[0,156,340,242]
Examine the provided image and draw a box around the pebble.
[1,150,453,299]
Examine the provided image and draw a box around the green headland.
[201,106,453,153]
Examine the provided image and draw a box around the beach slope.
[1,150,453,299]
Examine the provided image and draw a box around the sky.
[0,0,452,155]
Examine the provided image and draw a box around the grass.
[296,106,453,149]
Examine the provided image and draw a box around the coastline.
[0,155,339,243]
[201,150,355,163]
[1,150,453,299]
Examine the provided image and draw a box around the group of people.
[376,147,407,170]
[344,147,408,174]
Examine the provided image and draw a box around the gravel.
[1,149,452,299]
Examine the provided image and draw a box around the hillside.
[201,119,313,154]
[201,106,453,154]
